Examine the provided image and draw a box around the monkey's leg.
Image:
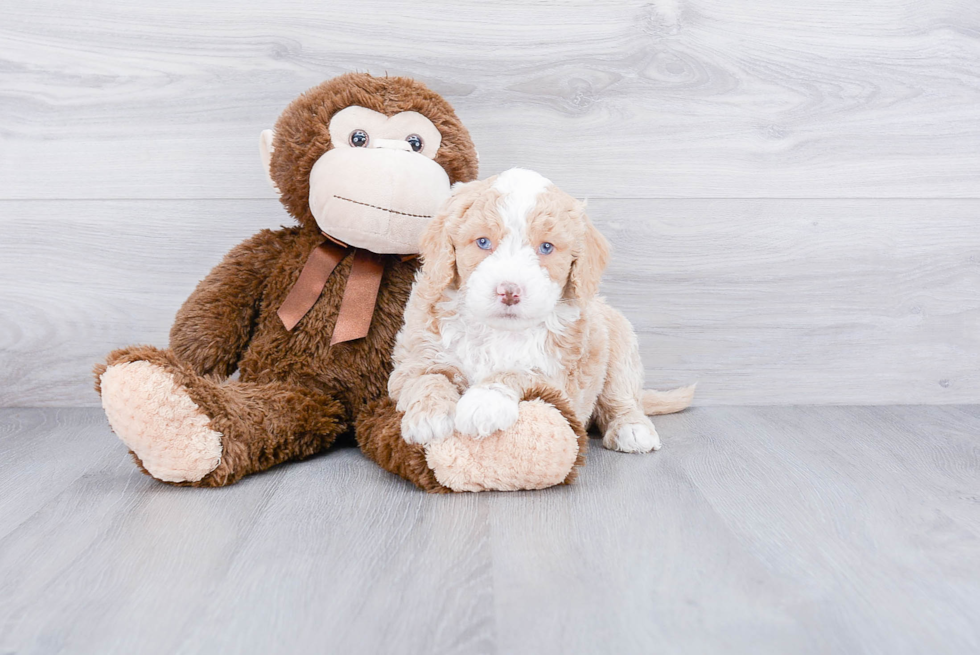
[355,387,589,493]
[96,346,346,487]
[354,397,451,493]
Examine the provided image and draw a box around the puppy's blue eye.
[476,237,492,250]
[538,242,554,255]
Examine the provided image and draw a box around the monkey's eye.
[538,242,555,255]
[405,134,423,152]
[476,237,492,251]
[349,130,369,147]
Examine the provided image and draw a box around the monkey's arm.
[169,228,287,378]
[477,370,557,397]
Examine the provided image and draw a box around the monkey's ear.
[259,129,279,192]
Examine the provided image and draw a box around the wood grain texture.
[0,408,127,541]
[2,198,977,407]
[599,199,980,405]
[486,404,980,654]
[0,407,977,654]
[1,0,979,199]
[0,199,278,407]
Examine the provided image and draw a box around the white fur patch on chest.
[434,291,578,386]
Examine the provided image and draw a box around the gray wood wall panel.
[1,0,978,407]
[2,198,977,407]
[1,0,979,199]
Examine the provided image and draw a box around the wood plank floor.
[1,407,977,654]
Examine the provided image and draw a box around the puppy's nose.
[496,282,522,306]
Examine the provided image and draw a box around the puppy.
[389,168,694,453]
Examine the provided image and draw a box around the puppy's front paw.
[454,386,519,438]
[402,400,455,445]
[604,422,662,453]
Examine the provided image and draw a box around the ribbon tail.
[331,249,385,345]
[277,241,346,331]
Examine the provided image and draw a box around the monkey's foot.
[100,361,222,483]
[425,399,580,492]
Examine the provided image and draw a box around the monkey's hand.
[169,229,287,378]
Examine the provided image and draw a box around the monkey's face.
[263,74,479,254]
[305,106,451,254]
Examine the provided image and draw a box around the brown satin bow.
[277,237,388,345]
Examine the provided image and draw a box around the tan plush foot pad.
[425,399,579,492]
[100,361,222,483]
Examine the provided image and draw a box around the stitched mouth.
[333,195,433,219]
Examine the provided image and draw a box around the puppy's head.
[416,168,610,330]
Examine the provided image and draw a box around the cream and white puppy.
[389,168,694,452]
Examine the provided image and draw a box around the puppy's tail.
[642,384,696,415]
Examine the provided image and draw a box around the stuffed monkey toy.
[95,73,584,490]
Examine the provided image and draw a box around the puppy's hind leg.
[593,311,661,454]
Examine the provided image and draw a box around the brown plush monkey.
[95,73,584,490]
[95,74,472,486]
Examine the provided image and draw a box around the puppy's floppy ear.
[415,181,481,312]
[567,201,610,301]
